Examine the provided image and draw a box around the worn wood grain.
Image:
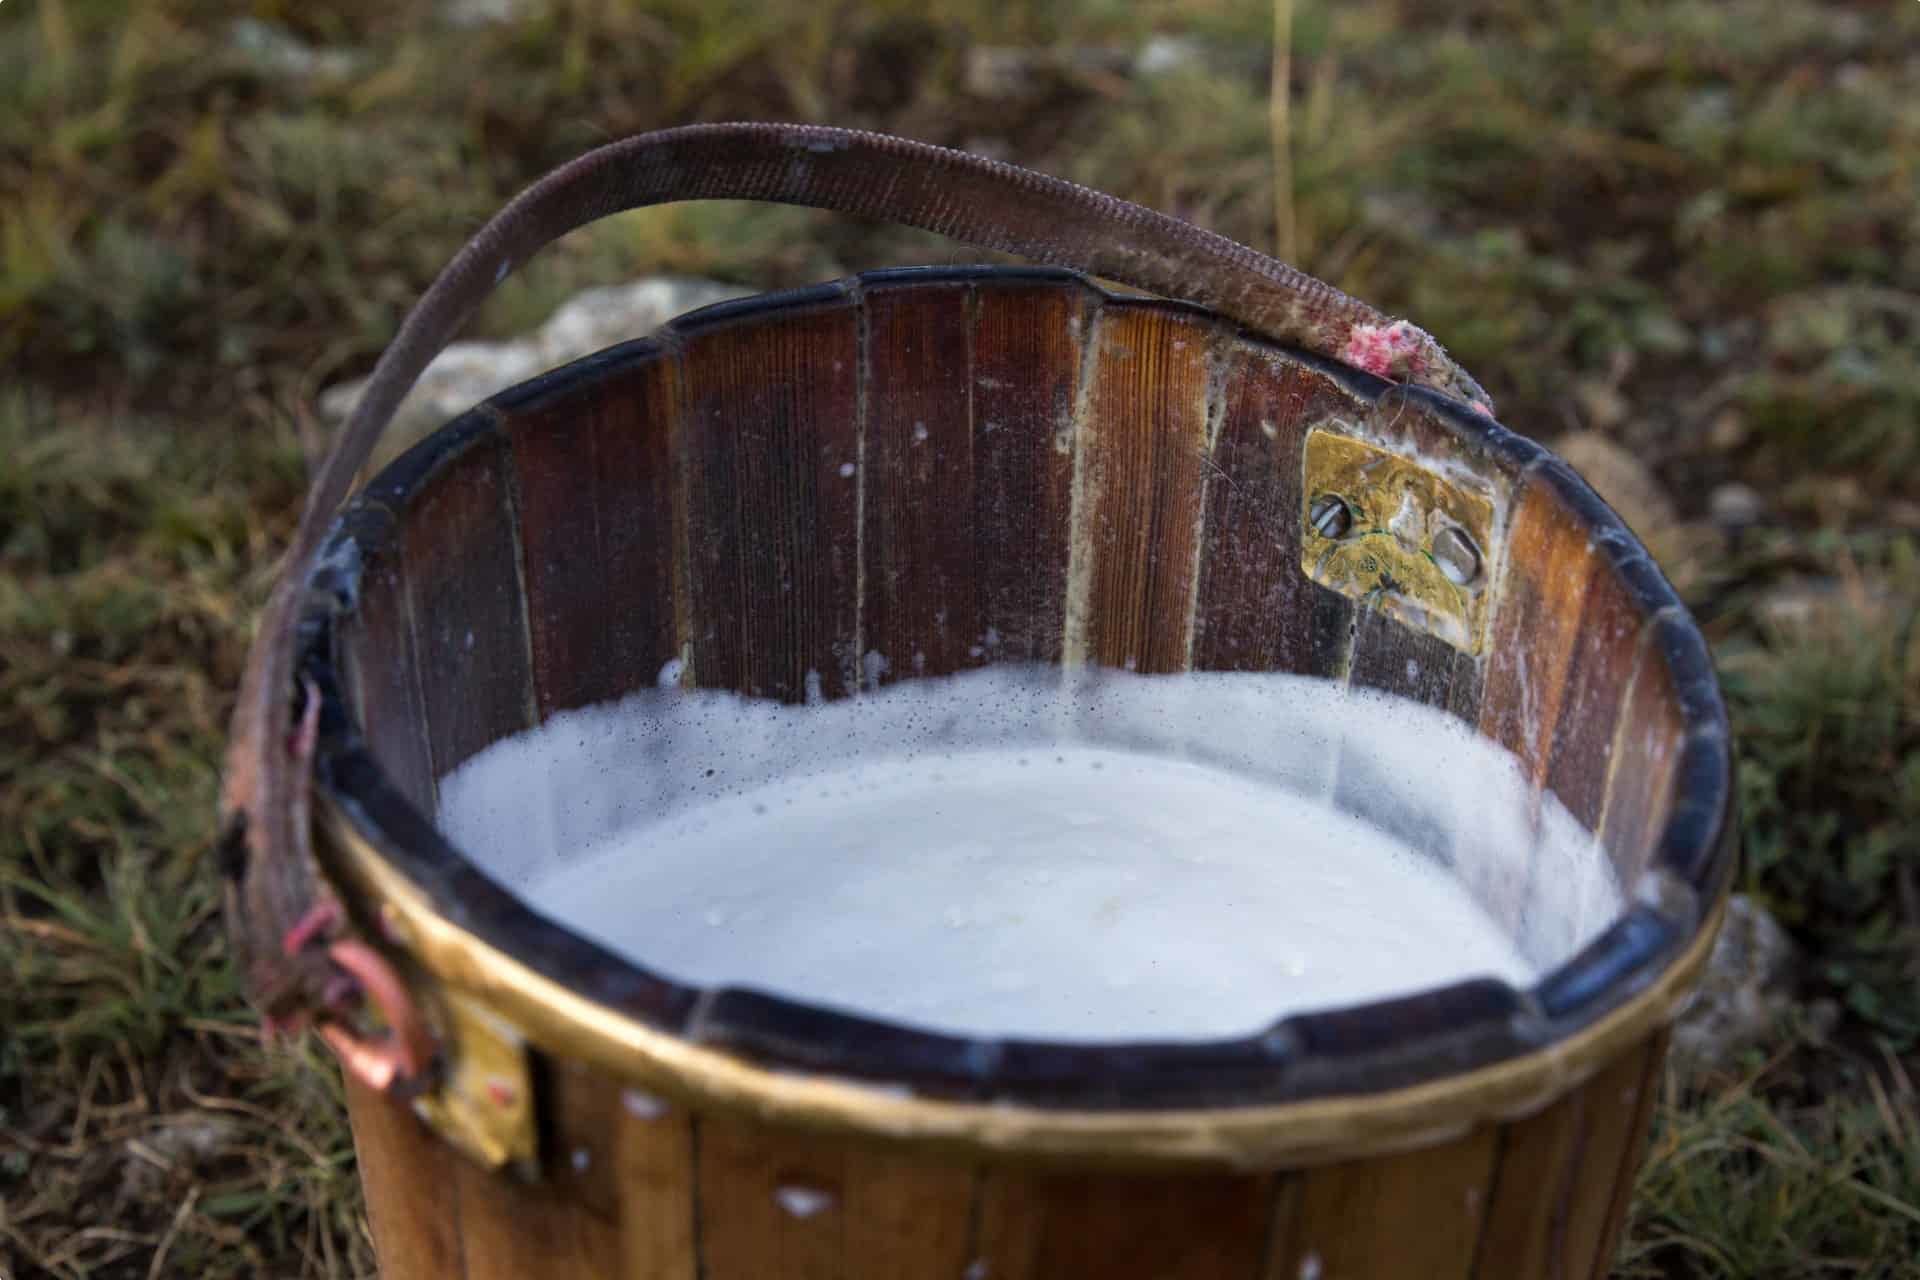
[507,349,682,716]
[1468,1035,1661,1280]
[1545,561,1644,834]
[974,1164,1277,1280]
[861,279,982,682]
[1462,475,1598,934]
[400,425,537,779]
[1348,604,1483,715]
[838,1140,977,1273]
[452,1137,622,1280]
[1189,348,1353,677]
[544,1059,626,1222]
[693,1114,849,1280]
[970,279,1087,664]
[1266,1123,1501,1280]
[675,295,862,702]
[1479,476,1595,787]
[341,558,436,814]
[1069,304,1218,673]
[1596,625,1686,887]
[344,1077,465,1278]
[612,1093,701,1280]
[1589,1030,1669,1277]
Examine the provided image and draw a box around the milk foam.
[438,666,1621,1041]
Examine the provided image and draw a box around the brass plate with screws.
[1301,429,1497,655]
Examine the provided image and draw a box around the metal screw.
[1433,526,1483,588]
[1309,494,1353,540]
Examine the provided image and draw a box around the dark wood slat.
[612,1086,700,1280]
[342,559,436,814]
[839,1142,977,1273]
[1339,610,1487,869]
[692,1113,978,1278]
[1462,475,1598,935]
[1478,475,1595,788]
[453,1141,621,1280]
[1072,304,1218,673]
[974,1165,1278,1280]
[508,350,682,715]
[400,425,538,779]
[970,280,1088,664]
[693,1114,848,1280]
[1334,616,1470,871]
[861,280,982,683]
[1596,626,1685,886]
[1589,1030,1669,1278]
[544,1060,625,1222]
[1348,606,1479,713]
[1190,348,1357,677]
[1465,1035,1660,1280]
[1468,1037,1664,1279]
[344,1078,465,1279]
[1447,644,1490,728]
[1265,1124,1500,1280]
[1544,560,1645,833]
[676,297,862,701]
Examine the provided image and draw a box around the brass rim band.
[321,795,1717,1171]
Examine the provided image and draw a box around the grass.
[2,0,1916,1275]
[1623,1049,1920,1279]
[1719,543,1920,1047]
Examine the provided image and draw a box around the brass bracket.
[314,799,541,1177]
[1301,428,1497,654]
[412,987,540,1177]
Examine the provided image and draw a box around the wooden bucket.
[238,130,1735,1280]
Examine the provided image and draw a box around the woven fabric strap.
[221,122,1487,1032]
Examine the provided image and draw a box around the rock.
[440,0,529,27]
[1755,575,1893,636]
[1784,473,1868,523]
[963,47,1042,99]
[1550,430,1713,588]
[122,1114,240,1199]
[1801,996,1842,1047]
[539,279,750,362]
[226,19,365,78]
[1553,431,1676,536]
[318,342,545,443]
[961,45,1132,99]
[319,276,754,466]
[1134,35,1205,77]
[1359,193,1446,245]
[961,37,1257,101]
[1708,482,1764,531]
[1573,380,1630,431]
[1706,406,1749,452]
[1672,894,1799,1071]
[1137,34,1265,78]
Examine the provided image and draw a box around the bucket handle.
[220,122,1489,1089]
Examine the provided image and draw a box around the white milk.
[439,665,1621,1041]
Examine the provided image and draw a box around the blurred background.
[2,0,1917,1275]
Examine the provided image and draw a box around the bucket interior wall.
[332,271,1689,958]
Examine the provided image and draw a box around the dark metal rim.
[299,266,1736,1111]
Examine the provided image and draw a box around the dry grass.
[3,0,1917,1275]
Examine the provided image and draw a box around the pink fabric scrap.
[1342,321,1428,380]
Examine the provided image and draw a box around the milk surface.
[439,666,1621,1041]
